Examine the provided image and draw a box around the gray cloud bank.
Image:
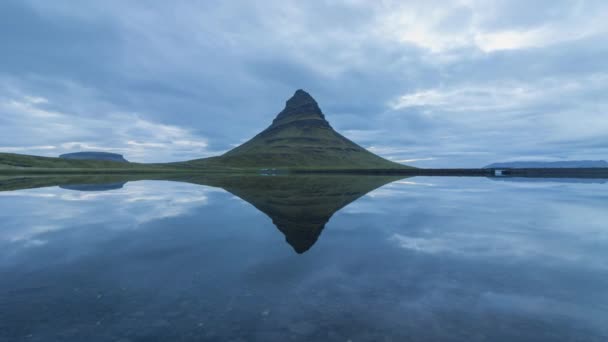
[1,0,607,166]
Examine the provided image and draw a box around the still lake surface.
[0,174,607,341]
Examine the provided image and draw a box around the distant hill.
[60,152,129,163]
[0,152,184,172]
[485,160,608,169]
[184,89,411,170]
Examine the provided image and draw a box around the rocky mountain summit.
[271,89,326,124]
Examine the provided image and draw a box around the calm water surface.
[0,175,607,341]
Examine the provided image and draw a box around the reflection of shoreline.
[0,174,164,192]
[59,182,126,191]
[294,167,608,179]
[487,177,607,184]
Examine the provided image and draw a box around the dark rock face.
[272,89,325,124]
[59,152,129,163]
[485,160,608,168]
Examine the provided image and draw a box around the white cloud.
[0,91,213,162]
[391,83,537,111]
[0,181,219,244]
[389,75,608,149]
[474,27,553,52]
[0,145,57,152]
[375,0,608,54]
[390,73,608,112]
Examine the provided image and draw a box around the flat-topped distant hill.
[59,151,129,163]
[0,152,179,173]
[60,152,129,163]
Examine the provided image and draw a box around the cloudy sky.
[1,0,607,167]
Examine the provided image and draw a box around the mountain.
[193,89,409,169]
[1,89,411,172]
[60,152,129,163]
[485,160,608,169]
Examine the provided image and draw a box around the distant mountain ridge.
[485,160,608,169]
[60,152,129,163]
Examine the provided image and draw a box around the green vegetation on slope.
[182,90,413,170]
[0,152,256,174]
[0,153,188,173]
[0,153,137,169]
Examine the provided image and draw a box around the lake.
[0,174,607,341]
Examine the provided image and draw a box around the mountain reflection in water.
[1,173,608,341]
[0,174,402,253]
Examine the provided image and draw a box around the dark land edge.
[1,168,608,178]
[292,168,608,178]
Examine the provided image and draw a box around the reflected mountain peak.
[181,175,403,253]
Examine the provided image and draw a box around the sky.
[1,0,607,167]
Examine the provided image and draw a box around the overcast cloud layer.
[1,0,607,166]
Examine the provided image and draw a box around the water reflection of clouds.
[324,176,608,270]
[378,178,608,270]
[0,181,219,245]
[390,232,550,259]
[1,177,607,339]
[0,192,56,198]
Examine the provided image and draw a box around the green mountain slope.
[186,89,411,170]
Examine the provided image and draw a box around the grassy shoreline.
[2,153,607,178]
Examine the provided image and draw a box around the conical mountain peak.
[218,88,409,169]
[287,89,317,108]
[273,89,325,124]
